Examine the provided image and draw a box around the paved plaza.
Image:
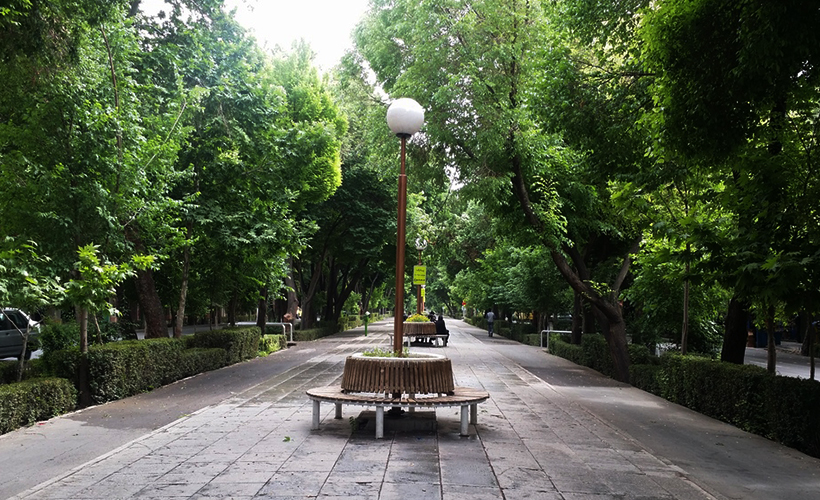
[2,319,819,499]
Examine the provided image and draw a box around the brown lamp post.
[386,98,424,356]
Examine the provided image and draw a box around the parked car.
[0,309,40,360]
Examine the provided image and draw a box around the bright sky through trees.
[141,0,370,71]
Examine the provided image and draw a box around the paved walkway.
[3,319,819,499]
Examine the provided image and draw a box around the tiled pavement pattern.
[9,320,820,499]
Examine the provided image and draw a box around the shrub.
[294,325,336,341]
[39,320,130,356]
[179,348,228,377]
[338,315,362,332]
[39,322,81,355]
[548,334,586,366]
[259,334,287,355]
[0,377,76,434]
[188,327,261,364]
[0,359,45,384]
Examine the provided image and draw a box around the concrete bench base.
[306,386,489,439]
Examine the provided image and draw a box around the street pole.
[394,136,407,355]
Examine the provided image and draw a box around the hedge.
[186,327,261,365]
[0,378,76,434]
[294,325,337,341]
[549,333,820,458]
[46,328,260,405]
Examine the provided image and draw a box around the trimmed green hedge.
[187,327,261,364]
[46,328,260,405]
[549,333,820,458]
[0,377,76,434]
[294,325,336,341]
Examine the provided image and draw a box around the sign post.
[413,266,426,313]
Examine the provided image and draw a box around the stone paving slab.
[7,319,820,499]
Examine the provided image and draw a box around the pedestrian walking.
[486,310,495,337]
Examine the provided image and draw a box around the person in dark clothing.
[435,314,449,346]
[486,310,495,337]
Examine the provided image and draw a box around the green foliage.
[0,377,77,435]
[361,346,409,358]
[338,315,362,332]
[548,334,586,366]
[44,327,259,405]
[624,244,728,354]
[292,325,336,342]
[179,348,229,376]
[405,314,429,323]
[40,320,126,357]
[187,327,261,365]
[258,334,287,356]
[0,359,44,384]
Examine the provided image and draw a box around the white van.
[0,309,40,360]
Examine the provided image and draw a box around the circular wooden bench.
[307,353,489,438]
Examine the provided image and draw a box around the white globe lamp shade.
[387,98,425,137]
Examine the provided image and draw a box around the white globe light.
[387,98,425,137]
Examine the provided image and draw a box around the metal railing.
[540,329,572,351]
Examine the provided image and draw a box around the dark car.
[0,309,40,360]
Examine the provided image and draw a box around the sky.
[141,0,371,72]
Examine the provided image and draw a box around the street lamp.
[387,98,424,355]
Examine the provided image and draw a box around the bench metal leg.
[409,393,415,414]
[312,400,321,430]
[335,402,342,419]
[470,403,478,425]
[376,406,385,439]
[460,405,469,436]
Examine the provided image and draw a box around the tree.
[355,0,651,381]
[641,0,820,370]
[0,240,64,382]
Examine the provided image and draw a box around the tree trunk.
[721,297,749,364]
[681,255,690,354]
[173,230,191,338]
[324,257,337,321]
[134,268,166,338]
[298,255,326,330]
[77,307,91,407]
[256,285,268,334]
[126,226,166,339]
[800,310,813,356]
[765,305,777,374]
[593,305,630,382]
[284,257,299,321]
[571,291,583,344]
[227,288,238,326]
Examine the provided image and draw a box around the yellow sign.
[421,287,426,300]
[413,265,426,285]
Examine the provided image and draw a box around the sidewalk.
[4,319,819,499]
